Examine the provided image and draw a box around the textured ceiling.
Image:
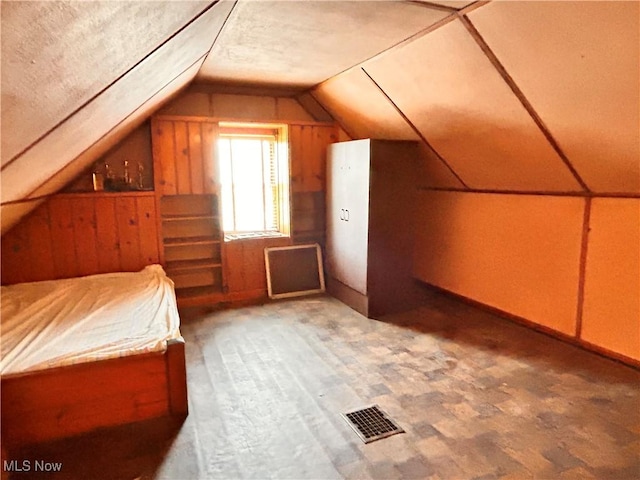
[469,1,640,193]
[1,0,639,234]
[312,1,639,194]
[313,68,420,141]
[363,20,583,192]
[1,0,210,165]
[2,1,231,204]
[197,0,449,88]
[1,0,234,234]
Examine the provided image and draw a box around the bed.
[1,265,188,447]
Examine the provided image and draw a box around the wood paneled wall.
[151,115,338,302]
[152,116,337,243]
[290,124,336,193]
[1,193,159,285]
[152,119,336,182]
[1,108,338,307]
[152,119,218,197]
[290,124,338,245]
[223,236,291,301]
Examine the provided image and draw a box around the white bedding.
[1,265,182,377]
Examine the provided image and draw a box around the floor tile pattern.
[9,293,640,479]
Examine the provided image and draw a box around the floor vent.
[342,405,404,443]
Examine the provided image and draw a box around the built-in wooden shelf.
[163,237,221,246]
[161,214,218,221]
[160,194,224,296]
[166,259,223,272]
[174,285,226,308]
[56,191,155,199]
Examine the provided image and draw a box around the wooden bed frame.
[1,339,187,448]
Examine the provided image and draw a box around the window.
[217,123,290,240]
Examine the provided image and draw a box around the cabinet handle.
[345,209,349,222]
[339,209,344,221]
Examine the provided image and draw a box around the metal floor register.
[342,405,404,444]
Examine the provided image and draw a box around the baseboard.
[326,276,369,318]
[420,282,640,370]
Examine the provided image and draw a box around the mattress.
[1,265,182,377]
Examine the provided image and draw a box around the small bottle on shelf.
[137,162,145,190]
[104,163,116,191]
[92,163,104,191]
[123,160,131,187]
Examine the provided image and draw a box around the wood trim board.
[264,243,326,299]
[1,341,188,448]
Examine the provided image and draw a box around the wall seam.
[419,186,640,199]
[316,12,458,89]
[575,197,592,339]
[186,122,194,194]
[201,0,237,67]
[307,1,491,94]
[458,14,591,192]
[308,91,359,140]
[422,282,640,369]
[296,93,334,123]
[361,68,470,188]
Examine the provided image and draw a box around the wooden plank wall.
[152,119,218,197]
[1,193,159,285]
[223,236,292,301]
[289,124,338,245]
[2,117,337,306]
[152,116,337,302]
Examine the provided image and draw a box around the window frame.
[217,122,290,241]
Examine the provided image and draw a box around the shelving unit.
[160,194,224,301]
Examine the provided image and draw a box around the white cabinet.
[327,140,370,294]
[326,139,422,318]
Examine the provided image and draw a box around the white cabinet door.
[327,140,370,295]
[326,143,346,284]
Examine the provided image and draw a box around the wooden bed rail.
[1,341,188,448]
[166,339,188,417]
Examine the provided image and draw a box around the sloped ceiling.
[197,1,450,87]
[2,0,639,234]
[1,1,210,164]
[312,1,639,195]
[469,1,640,193]
[363,19,583,192]
[1,0,235,234]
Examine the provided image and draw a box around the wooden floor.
[6,293,640,479]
